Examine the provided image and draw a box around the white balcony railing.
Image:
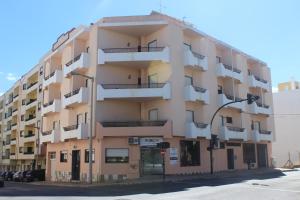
[63,52,90,77]
[185,85,209,104]
[218,93,245,110]
[219,126,247,141]
[40,129,60,144]
[97,83,171,100]
[248,74,270,91]
[216,63,243,82]
[184,50,208,71]
[185,122,211,139]
[63,87,89,108]
[98,47,170,64]
[43,70,63,89]
[42,99,61,116]
[61,123,88,142]
[251,130,273,142]
[249,102,272,115]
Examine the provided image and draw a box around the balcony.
[10,138,16,145]
[219,126,248,141]
[25,98,37,110]
[12,108,18,116]
[97,83,171,101]
[42,99,61,116]
[24,115,36,125]
[13,94,19,102]
[185,122,211,139]
[10,153,16,160]
[40,129,60,144]
[61,123,88,141]
[248,74,270,91]
[249,102,271,115]
[43,70,63,88]
[251,130,273,142]
[216,63,243,82]
[184,50,208,71]
[97,120,172,138]
[11,123,17,130]
[22,149,35,159]
[98,46,170,65]
[63,87,89,108]
[184,85,209,104]
[218,93,245,110]
[63,52,90,77]
[26,81,38,93]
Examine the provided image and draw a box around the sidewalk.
[29,168,296,188]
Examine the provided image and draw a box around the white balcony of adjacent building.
[248,74,270,91]
[40,129,60,144]
[61,123,88,142]
[184,85,209,104]
[63,52,90,77]
[43,70,63,89]
[42,99,61,116]
[250,129,273,142]
[184,50,208,71]
[216,63,243,83]
[249,101,272,115]
[26,81,38,94]
[98,46,170,65]
[97,83,171,101]
[219,126,248,141]
[25,98,38,110]
[218,93,245,111]
[97,120,172,138]
[63,87,89,108]
[185,122,211,139]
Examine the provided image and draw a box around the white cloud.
[0,92,3,96]
[5,73,18,81]
[272,87,278,93]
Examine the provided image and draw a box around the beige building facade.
[0,12,274,182]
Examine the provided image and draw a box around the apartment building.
[273,82,300,167]
[0,11,274,182]
[0,65,45,171]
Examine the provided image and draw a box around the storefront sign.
[169,147,178,165]
[139,137,163,147]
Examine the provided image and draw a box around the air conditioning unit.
[128,137,139,145]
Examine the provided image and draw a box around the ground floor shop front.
[45,137,272,182]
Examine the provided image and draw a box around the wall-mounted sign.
[169,147,178,165]
[52,27,75,52]
[139,137,163,147]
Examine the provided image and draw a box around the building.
[273,84,300,167]
[0,11,274,182]
[0,65,45,171]
[278,79,300,92]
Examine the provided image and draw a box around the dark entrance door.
[140,147,163,176]
[257,144,268,168]
[227,149,234,170]
[72,150,80,180]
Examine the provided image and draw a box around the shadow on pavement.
[0,169,287,196]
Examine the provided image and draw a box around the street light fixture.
[208,94,259,174]
[70,71,94,184]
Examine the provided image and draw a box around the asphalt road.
[0,169,300,199]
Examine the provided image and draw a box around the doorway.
[257,144,268,168]
[71,150,80,180]
[49,152,56,181]
[227,149,235,170]
[140,147,163,176]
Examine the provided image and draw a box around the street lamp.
[70,71,94,184]
[208,94,259,174]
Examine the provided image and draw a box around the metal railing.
[13,94,19,99]
[23,151,34,155]
[26,98,37,106]
[259,130,271,135]
[65,54,82,67]
[226,126,245,132]
[25,115,36,121]
[10,153,16,156]
[64,88,81,98]
[254,75,268,84]
[10,138,16,141]
[102,46,165,53]
[42,130,52,136]
[194,122,208,129]
[192,51,205,60]
[193,86,207,93]
[12,108,18,113]
[43,100,54,107]
[44,70,56,80]
[223,64,242,74]
[101,83,166,89]
[27,81,38,89]
[256,102,270,109]
[224,93,243,101]
[63,124,79,131]
[101,120,167,127]
[11,123,17,127]
[24,132,35,138]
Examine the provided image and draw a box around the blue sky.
[0,0,299,94]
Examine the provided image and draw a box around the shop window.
[84,149,95,163]
[180,140,200,166]
[105,148,129,163]
[60,150,68,162]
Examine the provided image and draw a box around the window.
[180,140,200,166]
[84,149,95,163]
[39,66,43,76]
[85,112,88,123]
[226,117,233,124]
[147,40,157,51]
[184,76,193,86]
[148,109,158,121]
[37,120,41,128]
[60,150,68,162]
[216,56,221,63]
[39,84,42,92]
[185,110,194,123]
[23,84,27,90]
[183,43,192,51]
[105,148,129,163]
[21,115,24,121]
[38,102,41,111]
[243,143,256,163]
[20,131,24,137]
[19,147,23,153]
[22,99,26,105]
[49,152,56,159]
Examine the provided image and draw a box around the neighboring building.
[273,84,300,167]
[0,11,274,182]
[278,79,300,92]
[0,65,45,171]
